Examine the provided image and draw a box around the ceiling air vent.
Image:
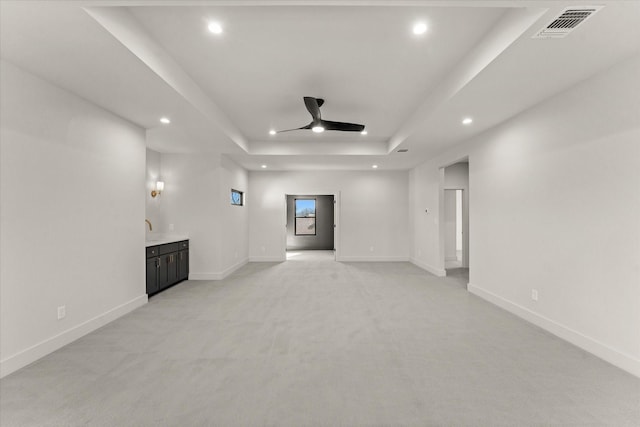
[532,6,603,39]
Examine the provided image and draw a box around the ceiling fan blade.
[321,120,365,132]
[303,97,322,121]
[276,123,312,133]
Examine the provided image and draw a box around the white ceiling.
[1,1,639,171]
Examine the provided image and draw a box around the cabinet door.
[146,257,159,295]
[158,255,169,290]
[178,250,189,280]
[167,253,179,286]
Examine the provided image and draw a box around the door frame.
[282,191,340,261]
[439,158,470,274]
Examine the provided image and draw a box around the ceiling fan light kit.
[275,97,365,134]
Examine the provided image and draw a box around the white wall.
[444,162,469,189]
[159,153,221,277]
[410,55,640,377]
[0,61,147,377]
[409,164,442,275]
[157,153,248,279]
[218,155,249,276]
[249,170,409,261]
[145,148,162,237]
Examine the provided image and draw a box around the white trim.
[220,258,248,279]
[410,257,447,276]
[468,283,640,378]
[338,256,410,262]
[248,256,285,262]
[0,294,148,379]
[188,258,249,280]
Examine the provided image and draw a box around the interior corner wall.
[410,55,640,377]
[219,155,249,276]
[159,153,221,279]
[409,165,443,276]
[0,60,147,378]
[156,153,249,280]
[248,170,409,262]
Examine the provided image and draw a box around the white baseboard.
[219,258,248,279]
[410,258,447,277]
[249,256,285,262]
[468,283,640,378]
[338,256,410,262]
[189,259,249,280]
[0,294,148,379]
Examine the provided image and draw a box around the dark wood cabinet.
[166,252,179,289]
[146,258,159,295]
[146,240,189,296]
[178,249,189,281]
[158,255,169,291]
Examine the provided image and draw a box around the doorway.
[441,161,470,287]
[285,194,335,260]
[444,189,463,269]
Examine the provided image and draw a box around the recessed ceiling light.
[208,22,223,34]
[261,164,267,169]
[360,130,368,135]
[312,126,325,133]
[413,22,427,35]
[269,129,276,135]
[462,117,473,125]
[160,117,171,124]
[372,164,379,169]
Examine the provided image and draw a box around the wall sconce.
[151,181,164,198]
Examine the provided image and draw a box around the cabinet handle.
[157,258,161,268]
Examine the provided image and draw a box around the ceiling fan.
[276,97,365,134]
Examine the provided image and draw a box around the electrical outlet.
[531,289,538,301]
[261,246,266,253]
[57,305,66,320]
[169,223,174,231]
[369,246,374,252]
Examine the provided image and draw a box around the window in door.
[295,198,316,235]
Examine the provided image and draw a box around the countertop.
[145,235,189,247]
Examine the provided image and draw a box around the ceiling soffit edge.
[84,6,249,152]
[386,6,547,154]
